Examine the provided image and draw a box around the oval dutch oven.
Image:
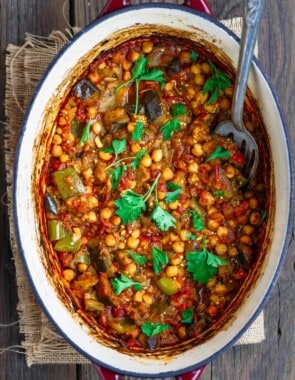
[13,1,294,378]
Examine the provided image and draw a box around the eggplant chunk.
[44,193,59,215]
[74,79,98,100]
[141,90,166,123]
[167,58,182,75]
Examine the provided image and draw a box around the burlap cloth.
[4,18,264,367]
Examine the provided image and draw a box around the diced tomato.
[235,200,250,216]
[233,268,248,280]
[230,152,245,165]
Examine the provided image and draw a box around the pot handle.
[100,0,213,17]
[93,364,206,380]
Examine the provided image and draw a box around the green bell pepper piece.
[54,233,81,253]
[53,167,85,200]
[156,277,179,296]
[47,220,67,241]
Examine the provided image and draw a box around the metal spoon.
[215,0,265,183]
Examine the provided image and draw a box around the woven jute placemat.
[4,18,264,367]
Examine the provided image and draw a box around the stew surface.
[41,36,268,351]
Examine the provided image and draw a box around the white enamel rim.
[13,4,294,377]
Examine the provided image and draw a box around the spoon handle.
[232,0,265,130]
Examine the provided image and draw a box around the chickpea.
[118,242,126,249]
[170,254,183,266]
[207,219,220,231]
[129,50,140,62]
[225,165,236,178]
[188,161,198,173]
[63,269,76,281]
[127,121,136,133]
[224,86,234,97]
[111,215,121,226]
[191,63,201,75]
[77,263,88,273]
[240,235,253,245]
[88,195,99,208]
[60,154,70,163]
[123,70,132,81]
[151,148,163,163]
[217,226,228,238]
[166,265,179,277]
[88,71,100,83]
[141,154,152,167]
[87,211,98,223]
[105,233,117,247]
[178,326,187,340]
[131,229,140,239]
[100,207,113,219]
[52,134,62,145]
[157,190,166,200]
[249,211,261,225]
[219,98,231,110]
[243,224,255,235]
[208,234,219,247]
[215,243,227,256]
[143,293,153,306]
[201,62,211,74]
[194,73,205,86]
[214,283,228,295]
[206,277,217,288]
[162,167,174,181]
[172,241,185,253]
[126,262,137,276]
[127,237,140,249]
[249,197,259,209]
[186,86,196,99]
[133,291,143,303]
[122,60,132,70]
[192,143,204,157]
[87,106,97,119]
[92,121,102,134]
[51,144,63,157]
[142,41,153,53]
[99,150,112,161]
[180,229,190,241]
[168,201,179,210]
[228,246,239,257]
[58,116,67,126]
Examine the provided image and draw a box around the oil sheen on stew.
[42,36,269,351]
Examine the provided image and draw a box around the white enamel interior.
[14,6,292,377]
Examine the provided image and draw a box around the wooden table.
[0,1,294,379]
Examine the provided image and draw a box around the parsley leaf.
[103,139,127,157]
[79,119,94,146]
[160,118,181,140]
[110,274,143,295]
[127,250,147,265]
[181,308,194,324]
[259,210,268,225]
[110,164,126,190]
[116,55,165,114]
[190,51,198,62]
[165,182,182,204]
[207,146,231,161]
[171,103,187,117]
[213,190,225,196]
[114,190,146,224]
[131,121,144,141]
[141,322,170,337]
[152,247,169,274]
[190,209,205,231]
[203,60,231,105]
[186,239,227,284]
[185,233,197,240]
[150,204,176,231]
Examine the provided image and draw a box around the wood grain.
[0,1,294,379]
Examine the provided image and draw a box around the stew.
[41,35,269,351]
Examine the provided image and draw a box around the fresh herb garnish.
[213,190,225,196]
[131,120,144,141]
[103,139,127,158]
[151,247,169,274]
[150,204,176,231]
[186,238,227,284]
[259,210,268,225]
[106,149,147,190]
[116,55,165,114]
[190,51,198,62]
[110,164,126,190]
[202,60,231,105]
[110,274,143,295]
[79,119,94,146]
[160,118,181,140]
[185,233,198,240]
[114,173,176,231]
[141,322,170,337]
[207,146,231,161]
[127,250,148,265]
[165,182,182,204]
[181,308,194,324]
[171,103,187,117]
[190,209,205,231]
